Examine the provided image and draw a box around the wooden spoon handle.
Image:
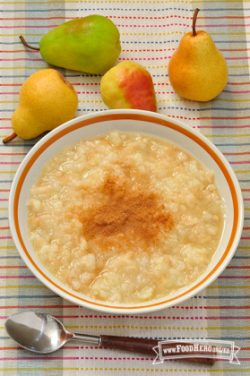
[101,335,216,366]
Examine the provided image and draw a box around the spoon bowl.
[5,312,72,353]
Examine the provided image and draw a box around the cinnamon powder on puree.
[80,175,174,251]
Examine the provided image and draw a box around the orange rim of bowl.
[13,113,239,310]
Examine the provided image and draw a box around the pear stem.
[192,8,200,36]
[3,133,17,144]
[19,36,40,51]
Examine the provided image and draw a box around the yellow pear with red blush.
[100,61,157,112]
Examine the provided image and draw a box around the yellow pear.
[168,9,228,102]
[3,69,78,143]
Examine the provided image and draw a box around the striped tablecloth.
[0,0,249,375]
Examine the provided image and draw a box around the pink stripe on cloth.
[0,25,59,28]
[0,357,79,360]
[0,59,44,62]
[0,162,21,164]
[205,317,250,320]
[218,276,250,278]
[0,276,36,278]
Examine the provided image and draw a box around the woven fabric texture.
[0,0,249,375]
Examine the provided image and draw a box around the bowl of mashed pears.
[8,110,244,313]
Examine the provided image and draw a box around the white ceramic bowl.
[9,109,244,314]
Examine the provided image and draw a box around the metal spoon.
[5,311,215,365]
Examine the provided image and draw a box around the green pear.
[3,69,78,143]
[168,9,228,102]
[20,15,121,75]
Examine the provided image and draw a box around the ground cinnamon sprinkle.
[80,175,173,250]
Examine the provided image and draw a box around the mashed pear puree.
[26,131,225,304]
